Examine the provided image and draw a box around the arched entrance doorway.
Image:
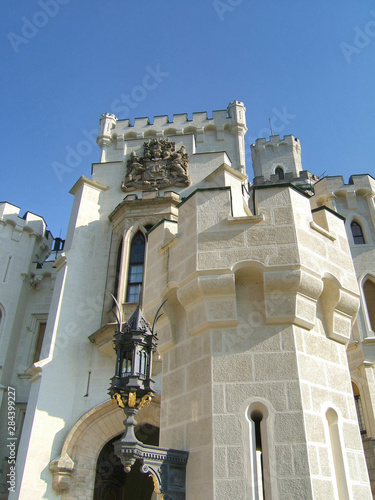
[50,397,161,498]
[93,424,159,500]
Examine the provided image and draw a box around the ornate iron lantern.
[109,304,157,411]
[108,299,188,498]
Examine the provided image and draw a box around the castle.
[0,101,374,499]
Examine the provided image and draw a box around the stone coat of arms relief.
[121,139,190,191]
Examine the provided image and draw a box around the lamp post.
[108,301,188,498]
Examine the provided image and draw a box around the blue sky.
[1,0,375,237]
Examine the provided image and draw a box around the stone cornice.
[109,191,180,222]
[311,204,346,221]
[204,162,248,182]
[227,214,264,224]
[69,176,109,196]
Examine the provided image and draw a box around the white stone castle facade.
[0,101,375,499]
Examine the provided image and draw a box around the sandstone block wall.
[144,183,371,499]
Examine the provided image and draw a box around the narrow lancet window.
[251,410,265,500]
[351,220,365,244]
[126,231,146,303]
[363,278,375,331]
[247,402,276,500]
[326,408,350,500]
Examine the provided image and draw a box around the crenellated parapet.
[311,174,375,244]
[0,202,53,264]
[312,174,375,211]
[0,202,53,263]
[96,101,247,169]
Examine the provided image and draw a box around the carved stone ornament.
[49,454,75,493]
[29,274,43,289]
[121,139,190,192]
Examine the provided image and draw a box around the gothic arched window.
[275,166,284,180]
[126,231,146,303]
[351,221,365,244]
[363,278,375,331]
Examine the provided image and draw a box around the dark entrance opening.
[93,424,159,500]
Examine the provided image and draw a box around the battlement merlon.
[0,202,53,263]
[96,101,247,168]
[251,134,303,181]
[0,202,51,237]
[311,174,375,212]
[313,174,375,197]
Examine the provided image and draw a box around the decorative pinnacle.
[100,113,117,121]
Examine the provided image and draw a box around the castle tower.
[251,135,318,191]
[144,179,371,499]
[10,102,252,499]
[6,103,373,499]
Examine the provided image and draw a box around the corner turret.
[227,100,247,172]
[227,100,246,128]
[97,113,118,162]
[251,134,318,191]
